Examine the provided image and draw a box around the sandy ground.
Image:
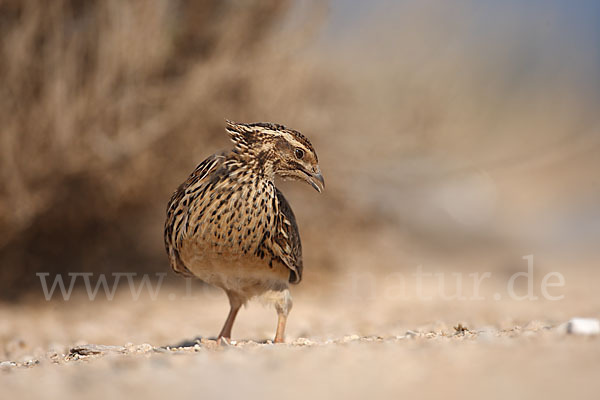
[1,267,599,400]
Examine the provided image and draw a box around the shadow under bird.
[164,121,324,343]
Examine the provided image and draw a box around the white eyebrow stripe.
[257,128,312,156]
[276,131,310,151]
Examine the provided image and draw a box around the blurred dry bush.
[0,0,331,299]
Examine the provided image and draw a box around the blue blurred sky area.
[326,0,600,46]
[322,0,600,98]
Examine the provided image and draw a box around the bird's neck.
[231,148,276,182]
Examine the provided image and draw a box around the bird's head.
[226,120,324,192]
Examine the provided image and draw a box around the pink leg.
[217,291,242,342]
[273,289,292,343]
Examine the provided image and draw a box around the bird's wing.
[164,153,225,277]
[272,188,303,284]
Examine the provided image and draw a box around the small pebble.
[342,334,360,342]
[20,359,40,368]
[0,361,17,371]
[153,347,169,354]
[293,337,314,346]
[133,344,154,353]
[566,318,600,335]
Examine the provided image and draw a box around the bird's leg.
[273,288,293,343]
[217,291,242,343]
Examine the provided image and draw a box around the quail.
[164,121,324,343]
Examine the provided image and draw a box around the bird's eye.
[294,148,305,159]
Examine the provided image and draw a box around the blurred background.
[1,0,599,300]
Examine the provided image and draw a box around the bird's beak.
[307,169,325,193]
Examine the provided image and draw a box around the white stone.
[0,361,16,369]
[293,337,314,346]
[566,318,600,335]
[342,334,360,342]
[134,343,153,353]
